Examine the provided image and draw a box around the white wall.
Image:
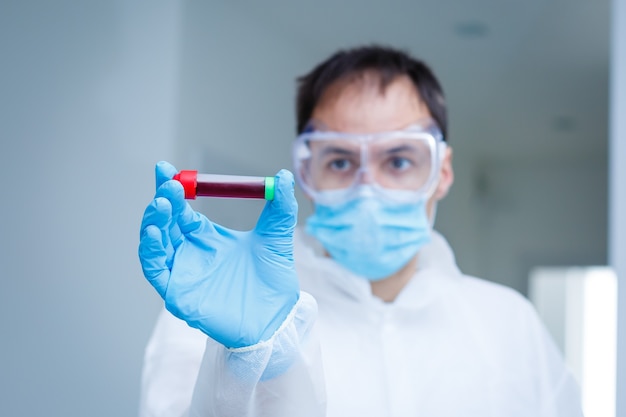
[440,156,607,294]
[0,2,181,415]
[610,0,626,415]
[172,1,334,229]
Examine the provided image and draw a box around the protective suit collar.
[294,227,463,311]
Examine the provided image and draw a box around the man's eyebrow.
[319,146,358,157]
[384,144,415,153]
[376,144,420,155]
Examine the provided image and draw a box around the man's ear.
[432,146,454,201]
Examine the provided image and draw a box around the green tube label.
[264,177,275,200]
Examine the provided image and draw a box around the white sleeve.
[539,333,585,417]
[189,291,326,417]
[521,300,585,417]
[139,291,326,417]
[545,370,585,417]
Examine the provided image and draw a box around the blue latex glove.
[139,161,300,348]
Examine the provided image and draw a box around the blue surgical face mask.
[305,192,432,281]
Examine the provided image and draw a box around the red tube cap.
[172,170,198,199]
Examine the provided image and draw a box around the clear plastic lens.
[293,124,445,205]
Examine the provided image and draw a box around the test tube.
[173,170,275,200]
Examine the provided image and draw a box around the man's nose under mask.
[305,193,432,280]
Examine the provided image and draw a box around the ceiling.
[236,0,611,162]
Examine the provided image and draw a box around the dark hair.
[296,45,448,141]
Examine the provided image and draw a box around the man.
[138,45,583,416]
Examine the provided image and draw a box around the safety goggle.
[293,120,447,206]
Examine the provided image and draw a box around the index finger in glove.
[140,195,174,242]
[156,178,219,240]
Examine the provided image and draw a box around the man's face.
[308,74,454,213]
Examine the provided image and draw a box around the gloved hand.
[139,161,300,348]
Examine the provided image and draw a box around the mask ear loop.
[429,202,439,228]
[427,141,448,227]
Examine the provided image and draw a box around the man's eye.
[329,159,352,171]
[389,157,413,170]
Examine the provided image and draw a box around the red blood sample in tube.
[173,170,272,200]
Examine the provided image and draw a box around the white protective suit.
[139,229,584,417]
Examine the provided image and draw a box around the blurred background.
[0,0,624,416]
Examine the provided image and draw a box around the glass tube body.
[173,170,274,200]
[195,174,267,199]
